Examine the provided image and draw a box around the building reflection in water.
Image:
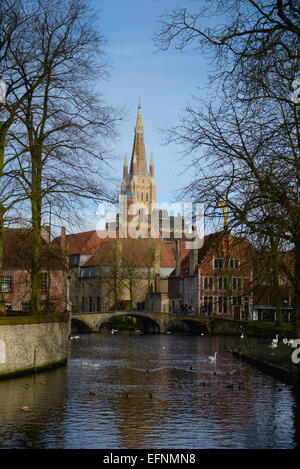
[0,333,298,449]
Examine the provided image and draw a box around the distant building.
[54,104,193,313]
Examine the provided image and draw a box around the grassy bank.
[0,313,69,325]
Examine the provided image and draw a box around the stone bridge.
[71,310,211,334]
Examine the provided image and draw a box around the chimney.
[60,226,66,250]
[175,240,181,277]
[41,225,50,243]
[189,246,198,276]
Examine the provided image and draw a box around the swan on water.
[272,334,279,344]
[269,342,277,349]
[208,352,217,362]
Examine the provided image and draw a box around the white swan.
[282,338,288,344]
[269,342,277,349]
[208,352,217,362]
[272,334,279,344]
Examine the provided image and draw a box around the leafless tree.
[155,0,300,335]
[1,0,122,314]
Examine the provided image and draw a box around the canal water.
[0,332,299,449]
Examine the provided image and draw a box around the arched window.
[146,193,148,201]
[141,192,143,201]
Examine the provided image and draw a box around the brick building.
[169,232,255,319]
[1,227,67,313]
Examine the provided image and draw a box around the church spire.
[130,103,147,175]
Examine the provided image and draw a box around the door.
[234,306,241,320]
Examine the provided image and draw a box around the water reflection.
[0,333,298,449]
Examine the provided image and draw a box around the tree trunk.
[30,148,42,316]
[293,228,300,338]
[0,208,4,314]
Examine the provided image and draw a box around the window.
[203,277,213,290]
[218,296,228,314]
[218,277,228,291]
[89,297,93,312]
[21,302,31,312]
[81,297,85,313]
[229,258,240,269]
[146,193,148,201]
[2,276,12,294]
[232,277,242,290]
[41,273,47,295]
[232,296,242,305]
[214,258,224,270]
[204,296,213,314]
[5,303,11,311]
[96,297,101,312]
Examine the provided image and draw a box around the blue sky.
[89,0,210,204]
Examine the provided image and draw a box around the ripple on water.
[0,333,298,449]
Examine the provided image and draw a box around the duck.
[288,339,294,346]
[282,338,288,344]
[240,333,244,339]
[208,352,217,362]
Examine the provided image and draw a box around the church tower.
[121,104,156,215]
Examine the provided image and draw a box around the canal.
[0,332,299,449]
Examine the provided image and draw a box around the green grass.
[244,320,293,332]
[0,313,69,325]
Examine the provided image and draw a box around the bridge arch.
[71,317,93,334]
[165,317,209,335]
[96,311,161,333]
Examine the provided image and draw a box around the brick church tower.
[121,104,156,215]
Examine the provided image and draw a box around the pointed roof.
[129,104,148,175]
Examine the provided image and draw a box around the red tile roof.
[3,228,65,269]
[53,229,190,268]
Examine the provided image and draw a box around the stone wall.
[0,320,69,379]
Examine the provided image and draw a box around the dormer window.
[214,258,224,269]
[229,258,240,269]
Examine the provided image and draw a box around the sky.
[76,0,214,232]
